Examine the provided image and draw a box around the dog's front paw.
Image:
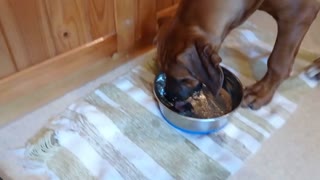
[305,58,320,80]
[241,80,276,110]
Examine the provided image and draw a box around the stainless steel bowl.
[153,66,244,134]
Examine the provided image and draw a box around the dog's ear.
[157,16,172,28]
[178,43,224,96]
[153,35,158,45]
[154,16,173,45]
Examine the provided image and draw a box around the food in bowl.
[178,86,232,118]
[153,67,243,134]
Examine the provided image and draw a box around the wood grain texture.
[135,0,157,43]
[114,0,136,52]
[0,0,31,70]
[4,0,56,65]
[44,0,91,54]
[0,25,16,78]
[0,0,181,125]
[86,0,116,39]
[0,35,117,127]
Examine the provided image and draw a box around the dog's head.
[163,45,224,106]
[155,17,224,111]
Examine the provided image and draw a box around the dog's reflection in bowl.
[153,66,244,134]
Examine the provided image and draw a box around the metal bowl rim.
[153,66,244,121]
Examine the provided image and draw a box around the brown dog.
[155,0,320,110]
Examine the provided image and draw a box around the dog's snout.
[164,77,202,103]
[164,85,191,102]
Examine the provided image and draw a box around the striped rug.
[2,23,319,180]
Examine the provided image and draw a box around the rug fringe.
[25,130,59,162]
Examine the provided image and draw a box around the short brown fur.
[156,0,320,110]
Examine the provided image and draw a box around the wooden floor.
[0,35,155,127]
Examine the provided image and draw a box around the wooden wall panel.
[86,0,116,39]
[0,25,16,78]
[7,0,56,65]
[0,0,179,78]
[44,0,92,54]
[114,0,136,52]
[0,0,56,68]
[135,0,157,42]
[0,0,32,70]
[0,0,182,122]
